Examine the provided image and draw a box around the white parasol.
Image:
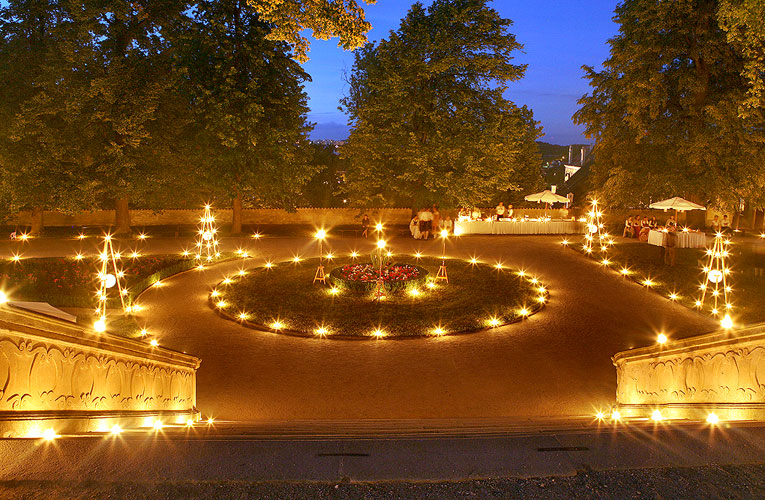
[525,190,570,215]
[649,197,706,224]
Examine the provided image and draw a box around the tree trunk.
[232,194,243,235]
[30,206,44,236]
[114,197,131,234]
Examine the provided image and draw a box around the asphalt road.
[38,233,714,422]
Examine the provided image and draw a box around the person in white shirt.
[409,217,421,239]
[507,204,514,218]
[419,208,434,240]
[471,208,481,220]
[495,202,506,220]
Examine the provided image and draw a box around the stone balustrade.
[612,323,765,421]
[0,304,201,437]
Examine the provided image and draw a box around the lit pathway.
[110,234,715,422]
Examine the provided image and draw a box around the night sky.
[303,0,620,145]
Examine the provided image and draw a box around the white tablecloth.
[455,220,582,235]
[647,230,706,248]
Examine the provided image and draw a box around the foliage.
[0,255,191,306]
[340,0,541,209]
[248,0,375,63]
[328,263,428,293]
[571,238,765,326]
[176,0,317,210]
[717,0,765,112]
[301,142,348,207]
[221,257,540,336]
[574,0,765,212]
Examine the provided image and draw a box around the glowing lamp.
[0,291,7,304]
[315,327,328,336]
[271,321,283,330]
[94,319,106,332]
[657,333,667,344]
[721,314,733,329]
[375,223,383,231]
[426,282,436,289]
[415,252,422,258]
[561,239,569,245]
[264,262,273,268]
[372,329,385,338]
[470,258,478,264]
[377,240,386,249]
[315,229,326,239]
[152,420,163,431]
[409,289,420,297]
[432,327,445,335]
[42,428,58,441]
[329,288,339,295]
[519,307,529,316]
[651,410,663,421]
[706,413,720,425]
[611,410,621,421]
[150,339,158,347]
[440,229,448,238]
[207,418,215,425]
[707,269,723,283]
[350,251,359,258]
[186,419,195,427]
[238,312,248,320]
[488,318,500,327]
[595,411,605,420]
[202,231,213,241]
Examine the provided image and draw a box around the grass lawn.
[0,254,197,338]
[218,257,545,337]
[572,237,765,326]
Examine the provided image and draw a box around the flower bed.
[329,263,428,293]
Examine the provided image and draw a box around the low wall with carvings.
[612,323,765,421]
[0,304,201,437]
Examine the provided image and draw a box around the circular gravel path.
[127,235,717,421]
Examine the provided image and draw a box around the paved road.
[50,234,715,422]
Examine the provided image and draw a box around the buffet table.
[455,219,583,235]
[647,229,706,249]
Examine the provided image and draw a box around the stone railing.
[0,304,201,437]
[612,323,765,421]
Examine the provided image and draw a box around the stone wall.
[0,304,201,437]
[612,323,765,421]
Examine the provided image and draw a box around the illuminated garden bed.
[211,256,548,338]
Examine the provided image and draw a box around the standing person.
[419,207,433,240]
[360,214,370,239]
[622,216,633,237]
[633,215,642,238]
[431,204,441,233]
[664,226,677,266]
[409,216,421,240]
[441,215,454,234]
[495,202,506,220]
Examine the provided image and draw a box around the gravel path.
[116,235,718,421]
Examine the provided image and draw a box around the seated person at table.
[709,215,721,233]
[666,215,677,228]
[721,215,731,234]
[649,216,658,228]
[639,218,650,241]
[633,215,643,237]
[507,204,514,218]
[622,216,633,237]
[458,207,469,219]
[471,208,482,220]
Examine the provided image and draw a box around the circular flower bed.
[213,256,548,338]
[329,263,428,293]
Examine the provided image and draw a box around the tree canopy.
[340,0,541,209]
[574,0,765,211]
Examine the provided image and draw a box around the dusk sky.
[302,0,620,146]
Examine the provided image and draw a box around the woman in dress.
[622,216,633,238]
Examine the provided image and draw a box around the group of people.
[709,215,732,234]
[410,206,454,240]
[622,215,664,241]
[457,203,515,221]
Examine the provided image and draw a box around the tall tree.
[574,0,765,211]
[0,0,98,233]
[340,0,541,209]
[718,0,765,112]
[179,0,315,233]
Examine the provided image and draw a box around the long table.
[455,219,583,235]
[647,229,706,249]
